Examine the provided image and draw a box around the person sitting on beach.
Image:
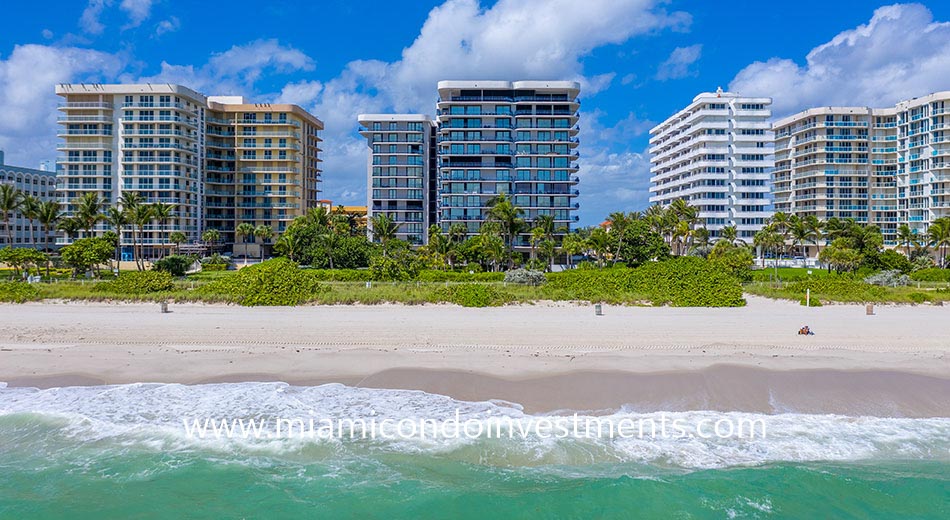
[798,326,814,336]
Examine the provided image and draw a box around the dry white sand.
[1,297,947,415]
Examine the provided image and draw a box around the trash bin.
[866,303,874,315]
[595,303,603,316]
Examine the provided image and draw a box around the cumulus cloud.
[120,0,155,28]
[284,0,690,210]
[154,16,180,37]
[655,44,702,80]
[730,3,950,116]
[134,39,315,95]
[79,0,108,34]
[0,44,124,165]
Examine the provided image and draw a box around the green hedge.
[303,268,375,282]
[199,258,327,305]
[0,282,40,303]
[433,283,513,307]
[909,268,950,282]
[416,270,504,282]
[96,271,175,294]
[545,257,745,307]
[784,277,887,302]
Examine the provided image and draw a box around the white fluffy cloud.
[120,0,155,28]
[79,0,158,33]
[0,44,124,166]
[134,39,315,95]
[656,44,702,80]
[154,16,180,37]
[730,3,950,116]
[287,0,690,212]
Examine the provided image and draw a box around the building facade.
[772,91,950,246]
[649,89,774,241]
[55,84,322,258]
[0,150,58,248]
[435,81,580,246]
[357,115,436,245]
[358,81,581,248]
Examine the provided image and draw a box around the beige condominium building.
[55,84,322,259]
[773,91,949,248]
[649,88,774,242]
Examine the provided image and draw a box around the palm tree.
[561,233,586,269]
[369,213,398,251]
[305,206,332,228]
[897,223,914,257]
[475,221,505,272]
[693,227,711,252]
[201,228,221,256]
[18,195,41,249]
[236,222,256,258]
[447,222,468,268]
[789,216,816,258]
[718,225,737,246]
[58,217,81,241]
[169,231,187,255]
[254,225,273,262]
[74,193,104,237]
[804,215,824,257]
[485,193,525,269]
[929,217,950,268]
[104,206,128,269]
[606,211,629,264]
[37,200,61,277]
[37,200,61,253]
[0,184,22,246]
[588,227,612,267]
[130,204,154,270]
[150,202,176,258]
[275,227,304,262]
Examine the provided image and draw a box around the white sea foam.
[1,382,948,470]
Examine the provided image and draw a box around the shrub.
[866,249,913,273]
[96,271,174,294]
[433,283,512,307]
[416,270,503,282]
[369,254,418,281]
[199,258,327,305]
[153,255,193,277]
[799,297,822,307]
[545,257,745,307]
[863,270,910,287]
[910,255,934,271]
[785,277,887,302]
[0,282,40,303]
[303,269,374,281]
[503,269,546,286]
[908,292,930,304]
[909,268,950,282]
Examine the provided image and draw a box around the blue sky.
[1,0,948,225]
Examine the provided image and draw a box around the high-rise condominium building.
[55,84,322,258]
[357,115,437,245]
[359,81,581,248]
[0,150,58,248]
[649,88,774,241]
[436,81,580,246]
[772,91,950,248]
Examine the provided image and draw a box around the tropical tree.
[929,217,950,268]
[0,184,21,246]
[150,202,176,258]
[58,217,82,241]
[447,222,468,268]
[201,228,221,256]
[560,232,586,269]
[37,201,61,275]
[753,224,784,270]
[369,213,399,253]
[897,223,914,257]
[129,204,154,270]
[804,215,825,256]
[254,225,274,262]
[606,211,630,264]
[74,193,104,237]
[169,231,187,255]
[719,225,742,246]
[486,193,526,269]
[588,227,612,267]
[274,227,304,262]
[789,216,816,258]
[19,195,40,249]
[104,206,128,269]
[236,222,256,258]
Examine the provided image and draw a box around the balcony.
[58,102,113,110]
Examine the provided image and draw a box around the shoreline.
[2,297,947,417]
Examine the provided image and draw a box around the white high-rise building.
[772,91,950,248]
[649,88,773,241]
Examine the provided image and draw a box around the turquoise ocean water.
[1,382,948,518]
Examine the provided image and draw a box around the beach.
[2,297,949,517]
[1,296,947,416]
